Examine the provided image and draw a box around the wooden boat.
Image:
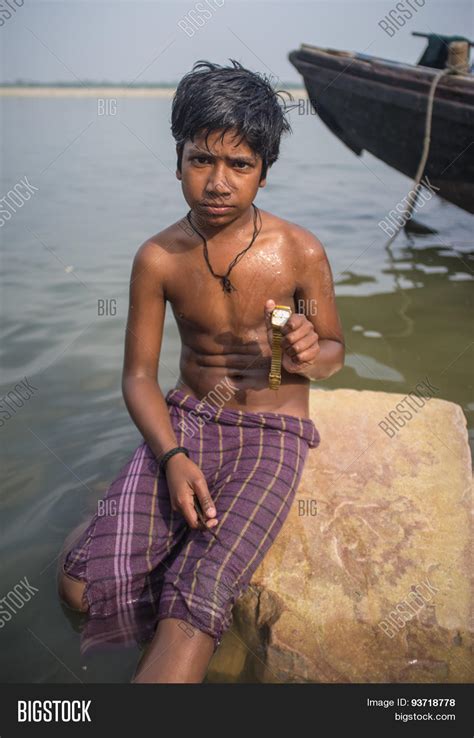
[288,34,474,213]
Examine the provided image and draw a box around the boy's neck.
[189,204,257,244]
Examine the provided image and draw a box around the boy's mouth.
[200,203,234,215]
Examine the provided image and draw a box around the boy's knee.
[158,565,238,648]
[58,572,89,613]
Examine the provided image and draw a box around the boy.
[58,60,345,683]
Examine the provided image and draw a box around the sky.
[0,0,472,84]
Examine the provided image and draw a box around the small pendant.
[222,276,234,293]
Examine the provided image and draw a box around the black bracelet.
[158,446,190,472]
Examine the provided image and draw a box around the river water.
[1,94,472,682]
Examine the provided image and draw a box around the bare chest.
[165,245,298,336]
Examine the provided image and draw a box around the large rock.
[207,388,473,683]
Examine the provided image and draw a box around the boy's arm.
[121,241,180,460]
[269,231,345,381]
[121,240,218,532]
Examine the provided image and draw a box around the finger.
[193,494,219,527]
[264,299,276,315]
[290,345,320,365]
[264,299,276,328]
[193,500,211,530]
[293,334,319,356]
[179,494,201,529]
[281,313,306,334]
[193,477,216,518]
[282,324,316,350]
[284,334,318,361]
[282,325,310,349]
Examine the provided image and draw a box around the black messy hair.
[171,59,293,181]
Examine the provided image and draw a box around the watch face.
[271,307,291,327]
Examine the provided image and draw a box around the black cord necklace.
[185,203,262,294]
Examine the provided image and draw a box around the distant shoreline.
[0,86,308,98]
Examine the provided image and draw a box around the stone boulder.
[207,388,473,683]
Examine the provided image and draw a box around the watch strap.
[269,327,283,389]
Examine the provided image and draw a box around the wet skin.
[132,127,345,419]
[59,127,345,683]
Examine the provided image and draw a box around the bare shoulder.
[131,219,189,282]
[261,209,327,264]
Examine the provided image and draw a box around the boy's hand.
[264,299,320,374]
[164,454,218,532]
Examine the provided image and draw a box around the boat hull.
[289,46,474,213]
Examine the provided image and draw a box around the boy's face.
[176,127,267,226]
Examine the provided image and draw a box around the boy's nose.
[205,164,232,196]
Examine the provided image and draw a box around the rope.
[385,67,452,247]
[186,203,262,293]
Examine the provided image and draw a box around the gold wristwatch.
[268,305,292,390]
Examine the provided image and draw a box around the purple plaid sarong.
[61,388,321,656]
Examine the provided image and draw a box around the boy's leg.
[58,570,89,613]
[147,425,311,675]
[131,618,215,683]
[58,391,314,680]
[58,475,218,683]
[58,439,191,654]
[58,397,223,670]
[57,519,92,612]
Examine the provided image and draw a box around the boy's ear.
[176,145,182,180]
[259,160,270,188]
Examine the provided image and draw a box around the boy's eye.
[190,155,251,168]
